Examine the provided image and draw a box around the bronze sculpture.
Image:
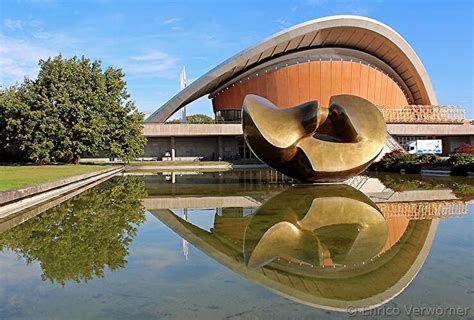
[242,94,386,182]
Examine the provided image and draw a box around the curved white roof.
[146,15,436,123]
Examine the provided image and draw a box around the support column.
[171,137,176,161]
[243,139,247,159]
[218,136,223,160]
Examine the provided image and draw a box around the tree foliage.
[0,176,147,285]
[447,153,474,176]
[375,174,474,201]
[0,55,146,163]
[166,113,214,124]
[0,85,32,160]
[371,151,474,176]
[454,143,474,154]
[370,151,442,173]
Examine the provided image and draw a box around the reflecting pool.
[0,170,473,319]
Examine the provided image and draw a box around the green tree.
[187,113,214,124]
[0,176,147,285]
[166,113,214,124]
[0,85,33,162]
[0,55,146,163]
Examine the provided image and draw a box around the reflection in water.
[0,176,147,285]
[182,208,189,260]
[373,173,474,201]
[151,183,439,311]
[244,186,388,269]
[0,170,471,318]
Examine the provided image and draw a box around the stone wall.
[144,136,240,160]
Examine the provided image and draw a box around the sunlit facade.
[142,16,472,160]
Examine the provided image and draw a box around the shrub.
[447,153,474,166]
[454,143,474,154]
[447,153,474,176]
[372,151,442,173]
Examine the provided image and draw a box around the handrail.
[379,105,465,123]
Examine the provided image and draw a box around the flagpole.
[180,66,187,123]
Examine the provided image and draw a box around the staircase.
[373,133,406,162]
[385,133,406,153]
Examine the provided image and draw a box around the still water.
[0,170,473,319]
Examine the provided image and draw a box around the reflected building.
[148,177,468,312]
[0,171,469,299]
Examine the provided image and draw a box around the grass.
[0,165,114,191]
[126,161,232,166]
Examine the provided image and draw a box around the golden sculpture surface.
[244,185,388,269]
[242,94,386,182]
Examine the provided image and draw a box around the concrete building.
[143,15,473,161]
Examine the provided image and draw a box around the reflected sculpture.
[152,184,438,311]
[244,185,388,269]
[242,94,386,182]
[0,176,147,285]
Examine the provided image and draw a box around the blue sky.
[1,0,473,118]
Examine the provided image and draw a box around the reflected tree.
[0,176,147,285]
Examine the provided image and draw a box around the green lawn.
[0,165,114,191]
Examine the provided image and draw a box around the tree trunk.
[72,154,80,164]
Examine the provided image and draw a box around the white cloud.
[0,250,41,283]
[304,0,327,6]
[125,50,178,76]
[31,30,78,47]
[346,6,371,16]
[0,17,79,86]
[130,51,173,61]
[0,34,55,85]
[28,19,42,28]
[3,18,23,30]
[275,18,292,29]
[162,18,180,25]
[131,245,182,269]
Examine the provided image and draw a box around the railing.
[163,105,466,125]
[385,133,406,153]
[379,105,465,124]
[378,201,466,219]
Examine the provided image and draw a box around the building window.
[215,109,242,123]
